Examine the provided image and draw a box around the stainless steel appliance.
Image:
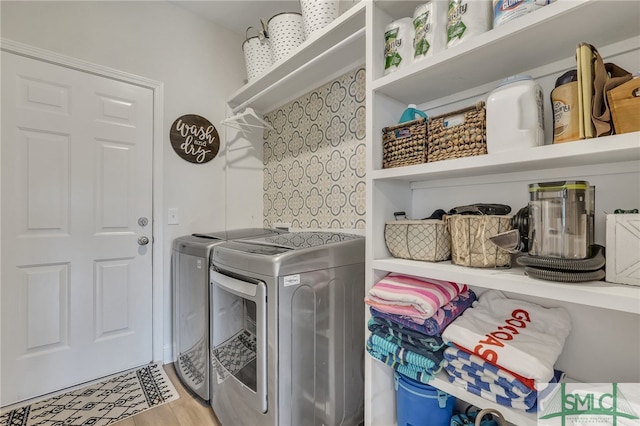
[528,180,594,259]
[171,228,283,401]
[209,232,365,426]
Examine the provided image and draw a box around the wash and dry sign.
[170,114,219,164]
[538,383,639,425]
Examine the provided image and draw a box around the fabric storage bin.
[427,101,487,163]
[448,214,512,268]
[385,219,450,261]
[382,117,427,168]
[242,23,274,82]
[395,374,455,426]
[267,12,306,63]
[300,0,339,38]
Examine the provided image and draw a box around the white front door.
[1,51,154,406]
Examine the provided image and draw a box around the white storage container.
[606,213,640,286]
[384,219,451,262]
[267,12,306,63]
[242,24,274,82]
[300,0,339,38]
[486,75,544,153]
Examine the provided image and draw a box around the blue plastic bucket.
[395,374,455,426]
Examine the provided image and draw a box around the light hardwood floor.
[115,363,221,426]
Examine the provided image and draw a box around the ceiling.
[171,1,302,37]
[170,1,426,39]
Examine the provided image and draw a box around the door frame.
[0,38,165,362]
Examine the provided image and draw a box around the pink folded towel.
[365,273,467,324]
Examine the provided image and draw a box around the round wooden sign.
[170,114,220,164]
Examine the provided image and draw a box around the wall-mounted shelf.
[371,132,640,182]
[430,372,538,426]
[227,1,366,113]
[370,0,640,104]
[372,258,640,314]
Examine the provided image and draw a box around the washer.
[209,231,365,426]
[172,228,283,401]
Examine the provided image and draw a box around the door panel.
[23,130,70,232]
[22,263,69,353]
[1,51,154,406]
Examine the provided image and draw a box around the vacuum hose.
[516,245,605,271]
[524,267,605,283]
[516,245,606,283]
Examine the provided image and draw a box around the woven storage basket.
[382,117,427,168]
[385,219,451,261]
[447,214,512,268]
[427,101,487,163]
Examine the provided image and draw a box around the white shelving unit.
[365,1,640,426]
[225,1,639,425]
[372,259,640,315]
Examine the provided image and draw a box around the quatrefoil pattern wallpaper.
[263,66,366,230]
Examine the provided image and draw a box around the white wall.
[1,0,257,361]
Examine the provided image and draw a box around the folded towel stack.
[365,273,476,384]
[441,290,571,411]
[366,273,468,323]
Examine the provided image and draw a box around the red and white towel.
[441,290,571,385]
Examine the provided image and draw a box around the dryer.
[209,232,365,426]
[171,228,283,401]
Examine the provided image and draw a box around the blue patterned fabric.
[447,375,538,412]
[368,316,446,353]
[443,346,532,396]
[368,333,445,370]
[370,289,476,336]
[366,334,443,384]
[443,346,565,413]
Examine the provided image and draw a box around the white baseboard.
[163,343,175,364]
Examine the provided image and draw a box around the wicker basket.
[385,219,451,261]
[382,117,427,168]
[447,214,512,268]
[427,102,487,163]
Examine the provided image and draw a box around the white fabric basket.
[300,0,340,38]
[267,12,306,63]
[384,219,451,262]
[242,24,274,82]
[447,214,512,268]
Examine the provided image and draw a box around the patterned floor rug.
[0,362,179,426]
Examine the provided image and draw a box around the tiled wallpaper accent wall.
[263,66,366,230]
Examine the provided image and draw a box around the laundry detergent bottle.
[399,104,428,123]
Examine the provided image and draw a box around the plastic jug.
[399,104,428,123]
[486,75,544,153]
